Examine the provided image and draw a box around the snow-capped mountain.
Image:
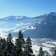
[24,12,56,39]
[0,12,56,40]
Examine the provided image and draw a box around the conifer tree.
[25,37,33,56]
[0,36,6,56]
[53,49,56,56]
[38,47,44,56]
[18,30,25,45]
[15,39,22,56]
[15,30,25,56]
[4,33,15,56]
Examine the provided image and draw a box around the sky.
[0,0,56,18]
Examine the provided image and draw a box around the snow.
[42,43,55,48]
[31,38,56,56]
[26,26,36,30]
[16,16,24,19]
[32,45,40,56]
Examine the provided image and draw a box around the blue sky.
[0,0,56,18]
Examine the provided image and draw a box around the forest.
[0,30,56,56]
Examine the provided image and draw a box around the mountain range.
[0,12,56,40]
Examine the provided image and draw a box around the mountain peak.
[49,12,56,16]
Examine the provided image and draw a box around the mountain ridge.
[0,12,56,40]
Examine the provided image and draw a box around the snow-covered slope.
[31,38,56,56]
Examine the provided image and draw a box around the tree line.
[0,30,56,56]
